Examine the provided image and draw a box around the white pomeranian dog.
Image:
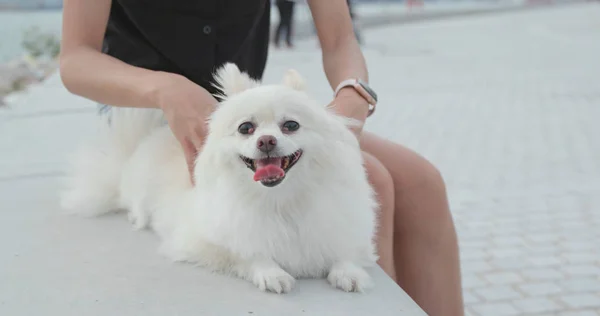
[60,63,379,294]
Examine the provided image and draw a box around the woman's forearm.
[308,0,369,91]
[308,0,371,125]
[321,34,371,124]
[59,47,177,109]
[321,34,369,91]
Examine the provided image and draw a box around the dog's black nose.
[257,135,277,153]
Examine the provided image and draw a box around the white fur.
[60,63,379,294]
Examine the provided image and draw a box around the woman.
[59,0,463,314]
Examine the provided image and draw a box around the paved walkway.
[264,3,600,315]
[1,2,599,315]
[273,0,553,40]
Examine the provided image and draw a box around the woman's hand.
[152,73,218,184]
[329,87,371,138]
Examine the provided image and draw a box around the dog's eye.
[282,120,300,133]
[238,122,255,135]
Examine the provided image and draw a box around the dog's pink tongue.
[253,157,284,182]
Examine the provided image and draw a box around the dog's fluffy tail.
[60,107,165,216]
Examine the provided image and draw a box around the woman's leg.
[362,152,396,281]
[278,1,292,47]
[274,0,286,47]
[360,132,464,316]
[285,2,296,47]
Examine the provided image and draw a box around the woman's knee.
[402,154,447,196]
[362,152,397,278]
[397,154,451,223]
[360,133,450,221]
[362,153,395,234]
[362,152,394,198]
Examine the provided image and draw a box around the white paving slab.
[0,177,424,316]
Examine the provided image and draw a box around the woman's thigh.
[359,131,446,197]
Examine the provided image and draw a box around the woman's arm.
[59,0,175,108]
[60,0,218,183]
[307,0,372,129]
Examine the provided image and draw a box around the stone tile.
[489,248,525,259]
[558,294,600,309]
[463,290,482,305]
[527,234,562,243]
[517,282,563,296]
[492,236,526,247]
[490,258,528,270]
[483,272,524,285]
[560,241,598,252]
[562,265,600,277]
[461,248,489,260]
[558,278,600,293]
[526,255,564,268]
[474,285,523,301]
[471,302,520,316]
[562,252,600,264]
[512,297,562,314]
[464,308,477,316]
[558,310,600,316]
[463,275,488,289]
[460,240,490,250]
[525,244,561,256]
[521,268,565,281]
[462,260,495,273]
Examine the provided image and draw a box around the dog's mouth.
[240,150,303,187]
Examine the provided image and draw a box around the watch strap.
[334,78,377,117]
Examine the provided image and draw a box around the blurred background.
[1,0,599,315]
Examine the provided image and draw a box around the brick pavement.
[263,3,600,315]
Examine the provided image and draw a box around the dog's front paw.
[251,267,295,294]
[327,261,373,293]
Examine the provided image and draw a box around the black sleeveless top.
[102,0,271,95]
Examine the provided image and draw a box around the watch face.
[357,79,377,102]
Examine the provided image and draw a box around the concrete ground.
[1,2,600,316]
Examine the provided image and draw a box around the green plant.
[11,78,28,92]
[21,26,61,59]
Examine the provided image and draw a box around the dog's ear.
[212,63,259,99]
[283,69,306,91]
